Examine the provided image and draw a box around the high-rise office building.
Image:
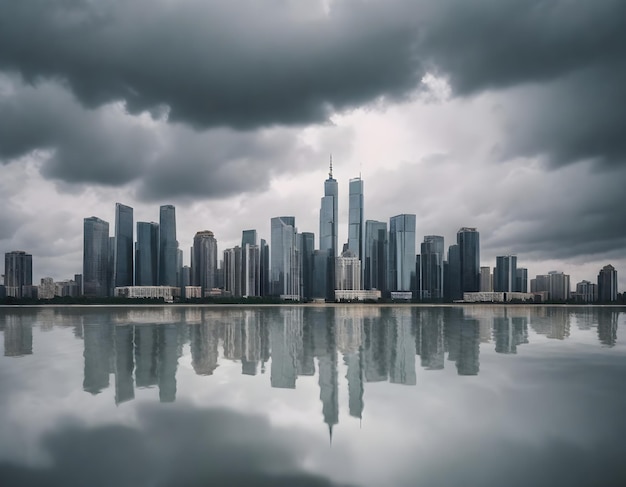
[300,232,315,301]
[347,177,364,261]
[192,230,218,295]
[494,255,517,292]
[335,250,362,292]
[223,246,243,297]
[548,271,570,301]
[4,251,32,298]
[83,217,110,297]
[113,203,133,288]
[445,244,462,301]
[364,220,387,292]
[135,222,159,286]
[516,267,528,293]
[260,239,270,297]
[419,235,444,300]
[457,227,480,293]
[389,214,416,292]
[480,266,493,292]
[319,159,338,259]
[242,244,260,297]
[576,280,598,303]
[598,264,618,302]
[159,205,178,286]
[271,216,300,300]
[242,229,257,248]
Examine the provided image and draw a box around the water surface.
[1,305,625,487]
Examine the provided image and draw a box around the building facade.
[347,177,364,263]
[113,203,134,288]
[364,220,388,292]
[192,230,218,295]
[159,205,178,286]
[457,227,480,294]
[83,217,110,297]
[389,214,416,292]
[419,235,444,300]
[135,221,159,286]
[270,216,300,300]
[598,264,618,302]
[494,255,517,292]
[4,251,33,298]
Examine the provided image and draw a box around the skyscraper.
[319,158,338,259]
[241,229,260,297]
[364,220,387,292]
[4,251,32,298]
[159,205,178,286]
[242,229,257,248]
[389,214,416,292]
[480,266,493,292]
[260,238,270,296]
[457,227,480,294]
[192,230,218,295]
[300,232,315,301]
[494,255,517,292]
[113,203,133,288]
[347,177,364,261]
[598,264,618,302]
[223,246,243,297]
[445,244,462,301]
[83,217,110,297]
[419,235,444,300]
[516,267,528,293]
[135,222,159,286]
[271,216,300,300]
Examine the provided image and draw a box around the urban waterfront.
[1,305,625,487]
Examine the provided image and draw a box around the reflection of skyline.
[1,306,623,430]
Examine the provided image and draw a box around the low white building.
[334,289,381,301]
[463,292,535,303]
[115,286,181,302]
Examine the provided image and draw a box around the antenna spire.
[329,154,333,179]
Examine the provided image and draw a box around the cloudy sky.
[1,0,625,290]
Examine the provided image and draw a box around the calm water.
[1,305,625,487]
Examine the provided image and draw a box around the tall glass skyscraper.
[270,216,300,300]
[192,230,218,294]
[135,221,159,286]
[159,205,178,286]
[4,250,32,298]
[420,235,444,300]
[457,227,480,294]
[389,214,416,292]
[445,244,462,301]
[320,160,338,258]
[83,216,110,297]
[242,229,257,248]
[494,255,517,292]
[348,177,364,261]
[598,264,618,302]
[113,203,133,288]
[364,220,387,291]
[300,232,315,301]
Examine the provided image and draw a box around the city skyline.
[0,1,625,291]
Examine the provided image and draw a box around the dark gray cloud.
[0,75,321,199]
[0,404,353,487]
[0,0,420,129]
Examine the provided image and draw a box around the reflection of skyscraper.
[113,203,134,288]
[364,220,388,292]
[316,315,339,439]
[345,350,364,420]
[418,309,445,370]
[597,309,618,347]
[363,311,389,382]
[493,316,528,354]
[83,322,114,394]
[190,321,220,375]
[269,309,302,388]
[389,214,416,292]
[136,222,159,286]
[388,309,417,385]
[83,217,110,297]
[298,314,316,376]
[114,326,135,404]
[159,205,178,286]
[134,325,158,386]
[445,309,480,376]
[3,317,33,357]
[242,311,261,375]
[4,250,33,299]
[158,324,180,402]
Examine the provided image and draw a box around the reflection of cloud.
[0,404,354,487]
